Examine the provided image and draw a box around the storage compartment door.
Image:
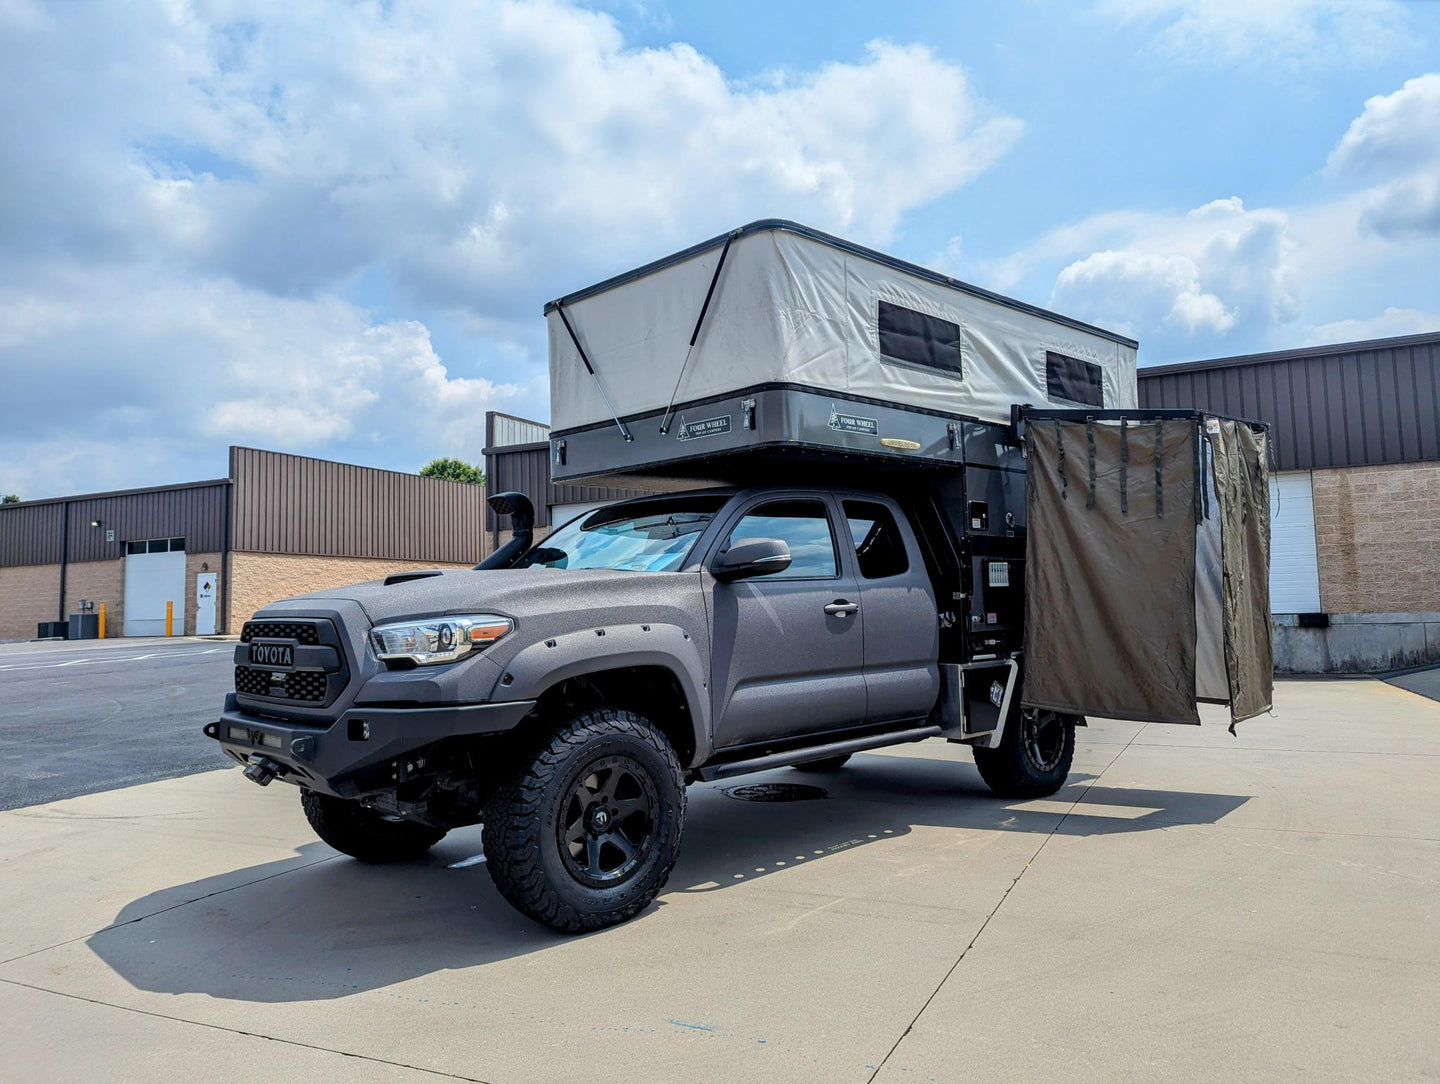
[1023,417,1202,724]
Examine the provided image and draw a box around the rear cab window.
[843,500,910,579]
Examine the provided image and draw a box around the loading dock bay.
[0,641,1436,1081]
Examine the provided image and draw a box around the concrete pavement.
[1,677,1437,1082]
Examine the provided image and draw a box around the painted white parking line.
[0,648,228,672]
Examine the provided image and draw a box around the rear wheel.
[483,708,685,933]
[792,753,852,773]
[300,790,446,862]
[972,708,1078,798]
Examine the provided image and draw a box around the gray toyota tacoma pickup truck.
[209,480,1072,932]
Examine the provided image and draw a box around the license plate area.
[249,639,295,670]
[227,725,283,750]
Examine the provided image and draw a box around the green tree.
[0,494,18,504]
[420,457,485,486]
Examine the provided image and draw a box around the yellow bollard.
[165,600,174,637]
[98,603,106,639]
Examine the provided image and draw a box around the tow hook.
[243,756,284,787]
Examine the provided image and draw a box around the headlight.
[370,614,513,666]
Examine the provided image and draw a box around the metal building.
[1138,330,1440,672]
[0,447,489,640]
[482,412,650,548]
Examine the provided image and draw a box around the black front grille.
[234,665,331,703]
[241,621,320,645]
[235,665,271,696]
[284,670,328,701]
[235,618,345,707]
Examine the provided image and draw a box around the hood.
[259,566,694,628]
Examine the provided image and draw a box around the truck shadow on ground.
[86,753,1248,1003]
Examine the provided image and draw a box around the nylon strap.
[1154,418,1164,518]
[1055,420,1067,499]
[1085,417,1096,510]
[1119,416,1129,516]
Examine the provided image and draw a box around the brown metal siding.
[1139,335,1440,472]
[0,502,65,566]
[229,447,487,562]
[0,483,228,568]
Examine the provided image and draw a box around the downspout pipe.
[57,500,70,624]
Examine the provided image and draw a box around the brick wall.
[63,559,123,636]
[0,563,61,639]
[1312,462,1440,614]
[229,552,476,628]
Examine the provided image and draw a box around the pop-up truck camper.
[209,221,1273,931]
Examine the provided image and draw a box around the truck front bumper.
[204,693,537,798]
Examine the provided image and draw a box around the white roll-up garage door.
[123,544,188,636]
[1269,471,1322,614]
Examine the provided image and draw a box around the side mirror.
[713,538,791,582]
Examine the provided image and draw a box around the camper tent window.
[1045,351,1104,406]
[878,301,963,375]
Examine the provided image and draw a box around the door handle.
[824,600,859,617]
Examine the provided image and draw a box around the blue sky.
[1,0,1437,498]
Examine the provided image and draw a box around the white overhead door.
[1269,471,1322,614]
[124,543,188,636]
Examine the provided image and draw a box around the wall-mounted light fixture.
[90,519,102,528]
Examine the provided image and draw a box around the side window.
[1046,350,1104,406]
[725,499,837,579]
[878,301,963,375]
[844,501,910,579]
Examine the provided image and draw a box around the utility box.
[68,613,100,640]
[36,621,69,640]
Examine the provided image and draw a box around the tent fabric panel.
[548,227,1139,434]
[1209,420,1275,723]
[1023,418,1200,725]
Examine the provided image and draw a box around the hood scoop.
[383,569,446,586]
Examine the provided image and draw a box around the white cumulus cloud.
[0,1,1020,498]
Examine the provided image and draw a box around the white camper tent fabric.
[548,226,1138,433]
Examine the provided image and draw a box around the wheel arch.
[497,625,710,767]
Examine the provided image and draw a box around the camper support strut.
[660,231,736,435]
[554,301,634,443]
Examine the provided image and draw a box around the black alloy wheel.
[1021,710,1067,773]
[972,703,1078,799]
[483,708,685,932]
[558,755,659,888]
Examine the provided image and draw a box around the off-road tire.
[300,789,447,862]
[792,753,852,773]
[483,708,685,933]
[972,708,1078,798]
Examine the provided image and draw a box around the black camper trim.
[542,219,1139,349]
[551,381,989,439]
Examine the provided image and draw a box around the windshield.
[515,495,727,573]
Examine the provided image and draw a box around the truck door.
[707,495,867,748]
[839,498,941,723]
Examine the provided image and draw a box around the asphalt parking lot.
[0,660,1436,1082]
[0,638,234,810]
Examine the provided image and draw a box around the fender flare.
[494,623,712,765]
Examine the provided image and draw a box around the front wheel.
[971,708,1078,798]
[300,790,447,862]
[483,708,685,933]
